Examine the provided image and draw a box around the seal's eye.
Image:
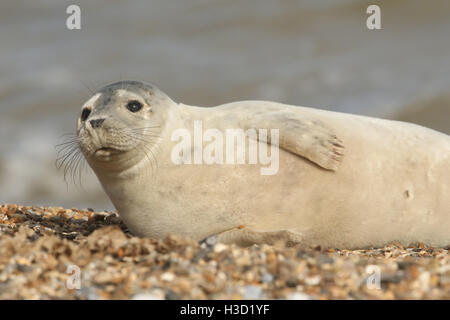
[81,108,91,121]
[126,100,143,113]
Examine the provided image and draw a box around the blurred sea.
[0,0,449,210]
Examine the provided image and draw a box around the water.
[1,0,449,210]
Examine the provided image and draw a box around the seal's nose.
[90,118,105,128]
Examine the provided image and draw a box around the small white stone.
[132,292,163,300]
[418,271,430,290]
[161,272,175,282]
[304,275,321,286]
[261,272,274,283]
[287,292,311,300]
[205,235,217,246]
[214,243,228,253]
[243,285,262,299]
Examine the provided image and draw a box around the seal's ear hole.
[81,108,91,121]
[126,100,143,113]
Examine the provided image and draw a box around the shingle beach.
[0,204,449,300]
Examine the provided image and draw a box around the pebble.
[132,292,163,300]
[214,243,227,253]
[243,285,262,299]
[77,287,99,300]
[287,292,311,300]
[286,277,299,287]
[261,272,274,283]
[304,275,321,286]
[161,272,175,282]
[165,289,181,300]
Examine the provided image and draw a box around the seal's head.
[77,80,174,172]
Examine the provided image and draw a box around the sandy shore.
[0,204,449,300]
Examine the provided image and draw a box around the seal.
[75,80,450,248]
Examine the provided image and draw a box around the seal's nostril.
[90,118,105,128]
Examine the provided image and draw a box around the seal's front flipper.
[241,111,345,171]
[210,226,304,247]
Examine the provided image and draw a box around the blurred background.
[0,0,449,211]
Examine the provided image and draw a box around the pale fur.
[78,81,450,249]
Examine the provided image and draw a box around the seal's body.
[77,81,450,248]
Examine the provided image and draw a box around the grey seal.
[70,80,450,248]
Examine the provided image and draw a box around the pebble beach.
[0,204,449,300]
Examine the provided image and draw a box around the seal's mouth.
[94,147,123,157]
